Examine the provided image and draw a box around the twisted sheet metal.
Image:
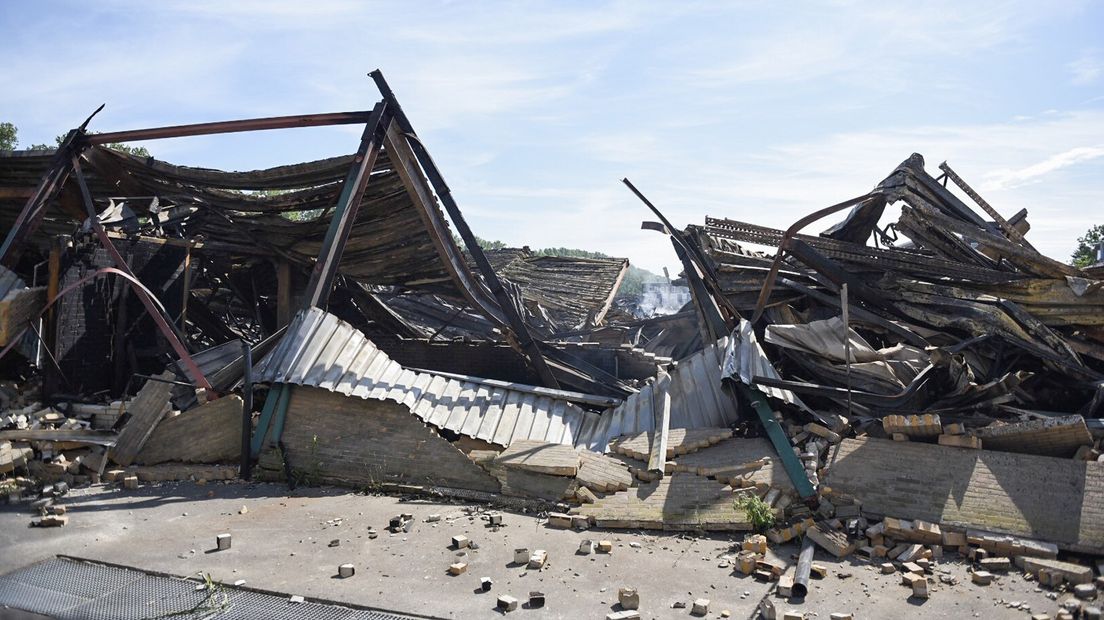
[600,336,742,438]
[254,307,612,449]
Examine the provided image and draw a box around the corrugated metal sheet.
[594,337,742,447]
[254,307,606,449]
[0,265,26,303]
[723,319,811,413]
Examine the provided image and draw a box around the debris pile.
[0,71,1101,615]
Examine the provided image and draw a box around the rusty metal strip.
[938,161,1036,251]
[87,111,375,144]
[750,194,873,323]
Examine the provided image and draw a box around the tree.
[1072,224,1104,268]
[0,122,17,150]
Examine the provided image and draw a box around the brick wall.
[826,437,1104,554]
[274,387,500,493]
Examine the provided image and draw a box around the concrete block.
[737,550,758,575]
[880,563,896,574]
[971,570,993,585]
[944,423,966,435]
[338,564,354,578]
[33,515,67,527]
[426,514,441,522]
[528,549,547,569]
[691,598,710,616]
[911,576,929,599]
[452,535,471,549]
[513,548,530,564]
[216,533,231,551]
[607,611,641,620]
[1074,583,1098,600]
[830,614,853,620]
[123,475,139,489]
[618,587,640,610]
[597,540,613,553]
[571,515,590,530]
[576,486,598,504]
[943,530,967,547]
[777,574,794,597]
[578,540,594,555]
[481,577,493,592]
[487,513,503,526]
[547,512,572,529]
[760,598,777,620]
[497,595,518,612]
[782,612,803,620]
[980,557,1011,572]
[528,591,544,608]
[938,434,982,449]
[448,562,467,575]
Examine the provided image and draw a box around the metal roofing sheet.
[254,307,603,448]
[587,337,742,450]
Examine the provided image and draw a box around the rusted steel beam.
[370,69,560,389]
[749,194,872,323]
[71,157,214,394]
[938,161,1034,250]
[302,101,389,309]
[87,111,374,144]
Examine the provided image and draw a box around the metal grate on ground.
[0,556,432,620]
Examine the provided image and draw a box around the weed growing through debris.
[148,572,229,618]
[735,494,775,531]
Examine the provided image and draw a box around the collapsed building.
[0,71,1102,599]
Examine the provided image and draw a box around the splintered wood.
[609,428,732,462]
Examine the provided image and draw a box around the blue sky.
[1,1,1102,274]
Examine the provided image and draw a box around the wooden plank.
[109,370,176,466]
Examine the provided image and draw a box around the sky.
[1,1,1102,274]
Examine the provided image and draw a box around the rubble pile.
[0,71,1101,616]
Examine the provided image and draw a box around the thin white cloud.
[982,146,1104,190]
[1068,48,1103,85]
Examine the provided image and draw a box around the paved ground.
[0,481,1079,619]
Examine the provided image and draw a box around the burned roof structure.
[1,72,1102,588]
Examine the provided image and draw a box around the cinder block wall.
[274,387,500,493]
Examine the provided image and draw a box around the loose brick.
[618,587,640,610]
[528,549,548,569]
[937,434,982,449]
[216,533,231,550]
[338,564,354,578]
[691,598,710,616]
[497,595,518,612]
[971,570,993,585]
[452,535,471,549]
[448,562,467,575]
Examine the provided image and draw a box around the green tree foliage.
[0,122,17,150]
[1072,224,1104,268]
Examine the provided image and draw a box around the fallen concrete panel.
[261,387,501,493]
[496,440,579,476]
[576,450,633,493]
[974,415,1092,457]
[571,473,752,531]
[609,427,732,461]
[826,437,1104,554]
[109,371,175,466]
[137,395,243,465]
